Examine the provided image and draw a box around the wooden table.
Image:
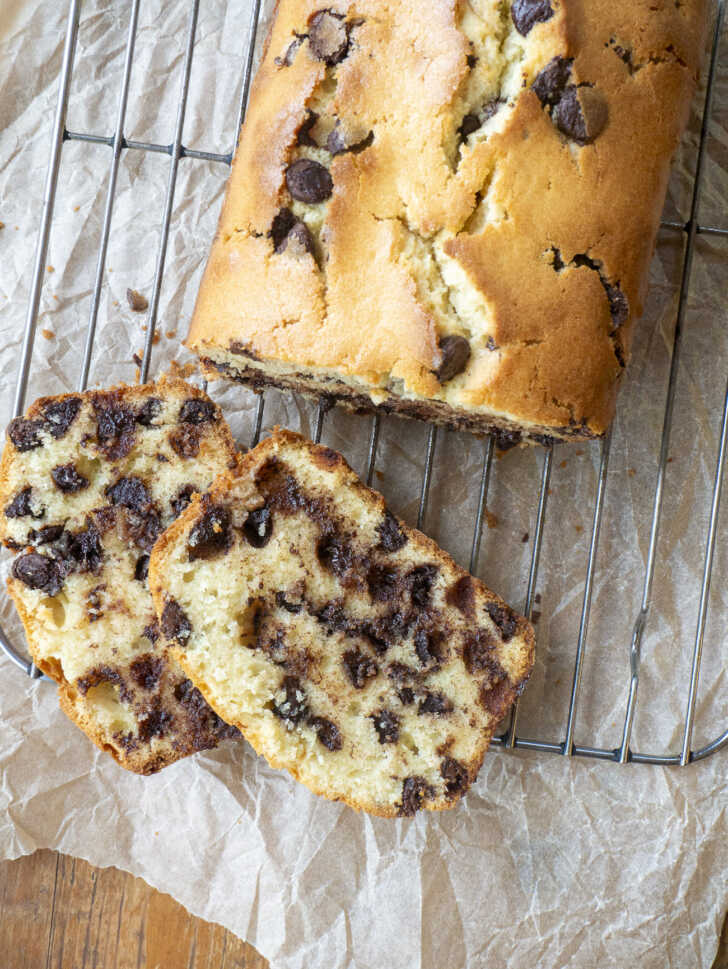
[0,851,268,969]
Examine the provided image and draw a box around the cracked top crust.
[188,0,708,440]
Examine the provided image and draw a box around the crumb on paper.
[667,456,674,463]
[0,221,5,230]
[47,265,54,273]
[575,448,584,456]
[73,205,80,212]
[627,468,636,477]
[521,532,529,543]
[41,329,54,340]
[575,524,583,533]
[559,459,568,469]
[375,470,384,481]
[532,611,542,623]
[168,360,197,379]
[133,352,143,368]
[52,295,58,301]
[485,508,498,529]
[127,288,149,312]
[166,329,177,339]
[535,593,542,604]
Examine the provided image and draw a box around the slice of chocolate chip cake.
[0,377,240,774]
[149,429,534,816]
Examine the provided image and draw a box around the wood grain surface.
[0,851,268,969]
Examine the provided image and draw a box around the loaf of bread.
[149,429,534,816]
[0,378,240,773]
[188,0,707,446]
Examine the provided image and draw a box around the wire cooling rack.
[1,0,727,768]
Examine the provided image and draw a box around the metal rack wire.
[1,0,727,767]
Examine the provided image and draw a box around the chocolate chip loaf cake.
[0,378,240,774]
[149,429,534,816]
[188,0,707,446]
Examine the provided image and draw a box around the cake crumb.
[0,221,5,230]
[73,205,80,212]
[485,509,498,529]
[127,288,149,313]
[47,265,55,273]
[41,329,55,340]
[627,468,636,477]
[535,593,542,604]
[531,610,542,623]
[521,532,529,543]
[168,360,197,379]
[667,457,674,464]
[166,329,177,339]
[575,448,584,456]
[559,459,568,469]
[575,524,583,533]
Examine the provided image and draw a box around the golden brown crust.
[188,0,708,443]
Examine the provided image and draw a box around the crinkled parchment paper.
[1,2,728,966]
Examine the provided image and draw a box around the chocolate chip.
[179,398,216,424]
[308,9,350,65]
[532,56,573,107]
[441,757,469,798]
[126,288,148,312]
[418,691,454,716]
[399,776,434,817]
[134,554,150,582]
[171,484,196,519]
[397,686,415,706]
[66,522,104,572]
[408,564,438,607]
[31,524,63,544]
[414,629,442,667]
[43,398,82,439]
[130,653,163,690]
[8,417,44,452]
[466,52,477,68]
[161,599,192,646]
[138,706,173,743]
[553,85,608,145]
[363,610,409,651]
[77,665,130,702]
[122,509,161,552]
[279,221,315,257]
[135,398,162,426]
[296,110,319,147]
[492,428,522,451]
[243,507,273,548]
[367,564,398,602]
[5,487,41,519]
[168,424,201,459]
[12,552,63,595]
[376,510,407,552]
[486,601,519,641]
[93,396,137,460]
[370,709,399,744]
[275,591,303,614]
[51,464,89,494]
[188,505,233,561]
[387,661,417,684]
[343,649,378,688]
[105,476,152,511]
[271,674,309,726]
[446,575,475,617]
[435,334,471,382]
[511,0,553,36]
[605,282,629,329]
[326,122,373,156]
[270,207,313,256]
[459,113,481,139]
[285,159,333,204]
[463,630,501,676]
[142,621,159,643]
[317,532,352,577]
[309,715,342,751]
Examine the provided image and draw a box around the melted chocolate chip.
[12,552,63,595]
[446,575,475,617]
[122,510,162,552]
[168,424,201,459]
[511,0,554,36]
[441,757,469,798]
[459,113,481,139]
[377,510,407,552]
[418,691,454,716]
[363,611,409,652]
[408,564,438,607]
[286,159,333,204]
[31,524,64,544]
[143,621,160,643]
[387,661,417,684]
[130,653,163,690]
[343,649,379,688]
[43,397,82,438]
[486,601,519,641]
[180,398,216,424]
[370,709,399,744]
[316,600,349,632]
[51,464,89,494]
[67,523,104,572]
[161,599,192,646]
[270,207,314,256]
[138,706,174,743]
[171,484,196,519]
[553,85,608,145]
[366,564,398,602]
[93,396,137,461]
[462,630,501,676]
[399,776,435,817]
[188,505,233,561]
[397,686,415,706]
[309,715,342,751]
[435,335,471,382]
[77,665,131,702]
[243,506,273,548]
[308,9,350,65]
[5,487,41,519]
[492,429,522,451]
[271,675,309,725]
[134,554,150,582]
[532,56,573,107]
[605,282,629,329]
[317,533,352,577]
[8,417,44,452]
[275,591,303,614]
[297,110,319,146]
[136,398,162,426]
[326,123,373,156]
[414,629,442,667]
[480,676,515,719]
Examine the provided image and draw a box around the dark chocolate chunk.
[446,575,475,617]
[297,110,319,147]
[161,599,192,646]
[397,686,415,706]
[43,397,82,439]
[51,463,89,494]
[414,629,442,667]
[105,476,152,511]
[122,509,162,552]
[366,564,398,602]
[462,630,501,676]
[134,554,150,582]
[126,288,148,312]
[399,776,435,817]
[179,398,216,424]
[275,591,303,614]
[363,610,409,652]
[441,757,469,798]
[143,621,160,643]
[31,524,64,544]
[408,564,438,607]
[93,396,137,461]
[376,509,407,552]
[459,113,481,140]
[8,417,44,452]
[5,487,41,519]
[171,484,196,519]
[168,424,201,459]
[511,0,554,36]
[271,674,309,725]
[12,552,63,595]
[343,649,379,688]
[138,706,173,743]
[77,665,130,702]
[370,709,399,744]
[308,9,350,65]
[317,532,352,577]
[435,334,471,382]
[553,85,608,145]
[326,123,373,156]
[243,506,273,548]
[188,505,233,561]
[418,691,454,716]
[271,208,300,252]
[486,601,519,641]
[130,653,163,690]
[309,715,343,751]
[466,52,477,68]
[532,56,573,107]
[135,398,162,426]
[285,159,333,204]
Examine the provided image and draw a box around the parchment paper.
[1,2,728,966]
